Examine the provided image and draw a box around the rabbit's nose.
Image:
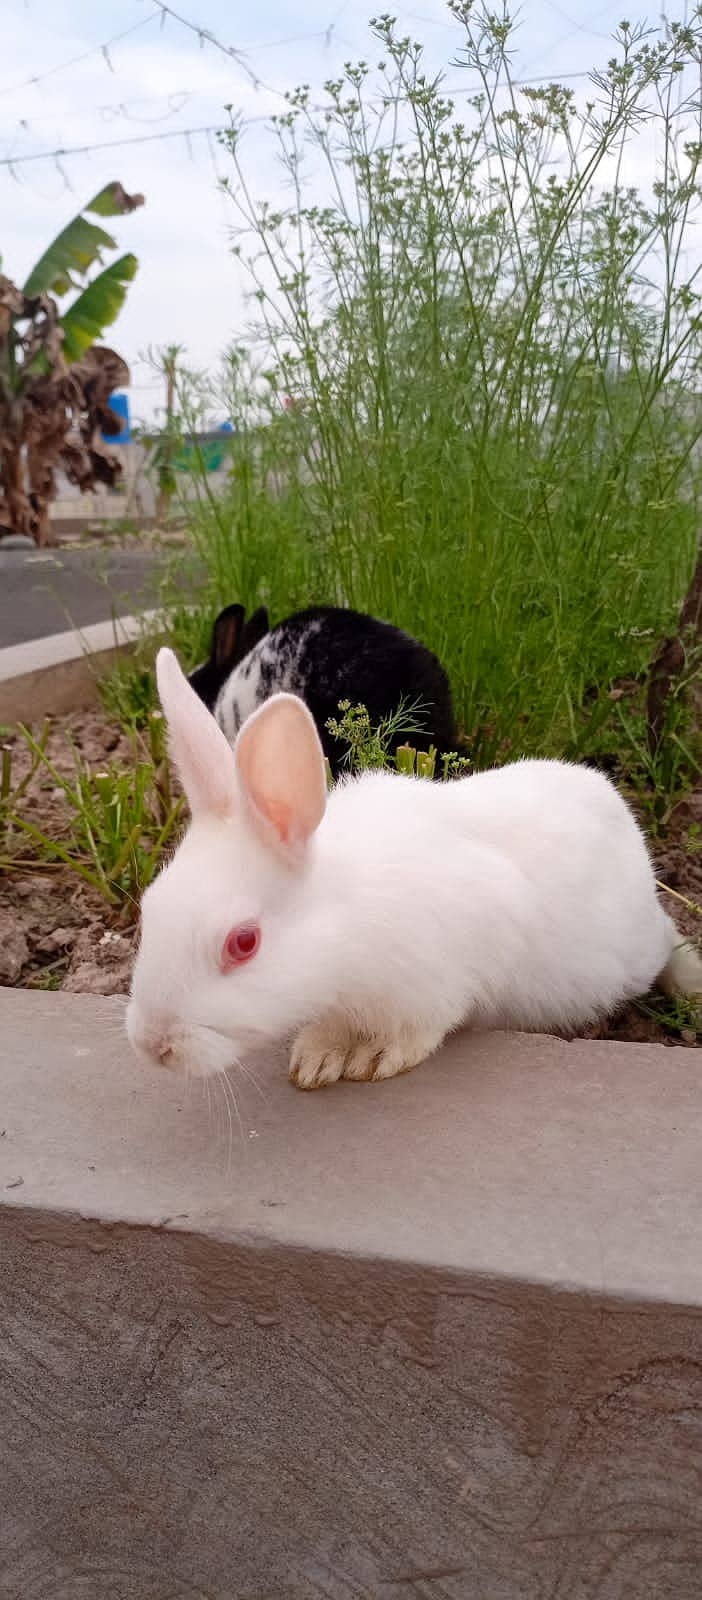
[126,1000,176,1068]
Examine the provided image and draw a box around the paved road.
[0,546,199,649]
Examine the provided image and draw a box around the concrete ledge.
[0,610,162,721]
[2,986,702,1596]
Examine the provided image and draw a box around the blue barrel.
[103,391,131,444]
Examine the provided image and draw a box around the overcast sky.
[0,0,671,421]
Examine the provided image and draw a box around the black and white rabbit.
[188,603,457,774]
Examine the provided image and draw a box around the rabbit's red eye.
[221,923,261,972]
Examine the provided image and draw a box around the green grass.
[636,990,701,1043]
[1,720,51,853]
[4,715,184,916]
[98,658,158,731]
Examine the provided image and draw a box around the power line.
[0,1,290,110]
[0,122,231,169]
[98,93,192,127]
[541,0,617,40]
[238,28,339,52]
[148,3,262,90]
[521,0,623,75]
[145,4,339,98]
[4,90,193,137]
[0,12,161,97]
[0,65,604,173]
[443,71,592,89]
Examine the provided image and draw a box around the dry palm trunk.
[0,276,128,546]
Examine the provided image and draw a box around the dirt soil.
[1,706,701,1048]
[1,710,139,997]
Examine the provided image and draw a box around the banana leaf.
[60,254,139,361]
[23,183,144,299]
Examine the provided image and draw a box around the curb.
[0,610,163,722]
[2,985,701,1592]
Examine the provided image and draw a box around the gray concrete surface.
[2,986,702,1596]
[0,611,162,722]
[0,544,194,648]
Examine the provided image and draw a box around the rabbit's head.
[126,649,328,1077]
[188,603,269,710]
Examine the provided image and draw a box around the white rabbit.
[126,648,702,1088]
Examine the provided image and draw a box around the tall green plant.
[172,9,702,769]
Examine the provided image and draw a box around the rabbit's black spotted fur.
[189,603,457,774]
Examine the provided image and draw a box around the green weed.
[7,713,183,915]
[645,880,702,1039]
[1,720,51,858]
[98,657,158,731]
[326,697,431,772]
[326,698,470,779]
[635,990,701,1044]
[24,966,65,992]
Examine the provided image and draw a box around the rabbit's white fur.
[126,649,702,1088]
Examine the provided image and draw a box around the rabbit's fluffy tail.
[659,917,702,999]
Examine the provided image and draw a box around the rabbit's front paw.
[342,1024,444,1083]
[289,1020,446,1090]
[289,1022,351,1090]
[341,1039,411,1081]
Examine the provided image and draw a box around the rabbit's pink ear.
[156,648,238,818]
[235,692,327,856]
